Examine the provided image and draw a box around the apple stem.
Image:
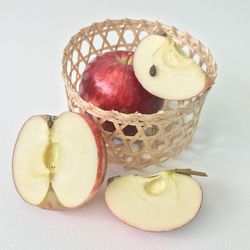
[47,116,53,128]
[125,53,132,65]
[107,175,121,184]
[47,115,57,129]
[174,169,208,177]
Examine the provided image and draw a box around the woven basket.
[62,18,217,169]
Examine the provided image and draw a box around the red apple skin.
[80,51,164,114]
[77,113,107,206]
[79,51,164,135]
[12,113,107,210]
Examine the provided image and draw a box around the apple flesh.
[79,50,164,135]
[12,111,107,210]
[133,35,211,100]
[105,169,205,232]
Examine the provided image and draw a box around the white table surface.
[1,0,250,249]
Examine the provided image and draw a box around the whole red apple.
[79,51,164,134]
[79,50,164,114]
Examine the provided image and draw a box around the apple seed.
[149,65,156,77]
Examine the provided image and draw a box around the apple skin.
[12,113,107,210]
[79,51,164,135]
[78,113,107,206]
[79,50,164,113]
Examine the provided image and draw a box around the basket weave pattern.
[62,19,217,169]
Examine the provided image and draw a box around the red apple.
[79,51,164,135]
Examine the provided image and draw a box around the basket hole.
[193,54,200,65]
[101,121,116,133]
[171,132,183,144]
[72,50,79,64]
[154,140,165,151]
[183,100,190,107]
[182,45,190,56]
[71,70,77,85]
[202,64,207,72]
[131,141,142,152]
[144,125,159,136]
[81,40,90,56]
[89,54,97,62]
[141,153,152,160]
[139,31,148,40]
[78,61,85,75]
[178,100,190,108]
[164,123,172,133]
[73,107,80,113]
[124,30,134,44]
[67,61,72,76]
[125,156,133,163]
[168,100,179,109]
[93,34,103,50]
[111,137,123,146]
[184,113,194,123]
[191,96,198,102]
[107,31,119,46]
[122,125,138,136]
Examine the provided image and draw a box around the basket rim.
[62,18,217,122]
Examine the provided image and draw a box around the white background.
[1,0,250,249]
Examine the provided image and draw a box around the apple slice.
[13,111,107,210]
[105,169,206,232]
[133,35,211,100]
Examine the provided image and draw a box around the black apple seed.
[149,65,157,77]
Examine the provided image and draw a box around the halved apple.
[133,35,211,100]
[12,111,107,210]
[105,169,206,232]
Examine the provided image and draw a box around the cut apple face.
[133,35,210,100]
[105,169,205,232]
[13,111,107,210]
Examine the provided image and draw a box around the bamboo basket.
[62,18,217,169]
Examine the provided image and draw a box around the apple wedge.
[133,35,211,100]
[105,169,206,232]
[12,111,107,210]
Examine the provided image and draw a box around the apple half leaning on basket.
[133,34,212,100]
[105,169,206,232]
[12,111,107,210]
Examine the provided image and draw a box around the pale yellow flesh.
[13,117,50,205]
[133,35,206,100]
[13,112,98,208]
[105,172,202,231]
